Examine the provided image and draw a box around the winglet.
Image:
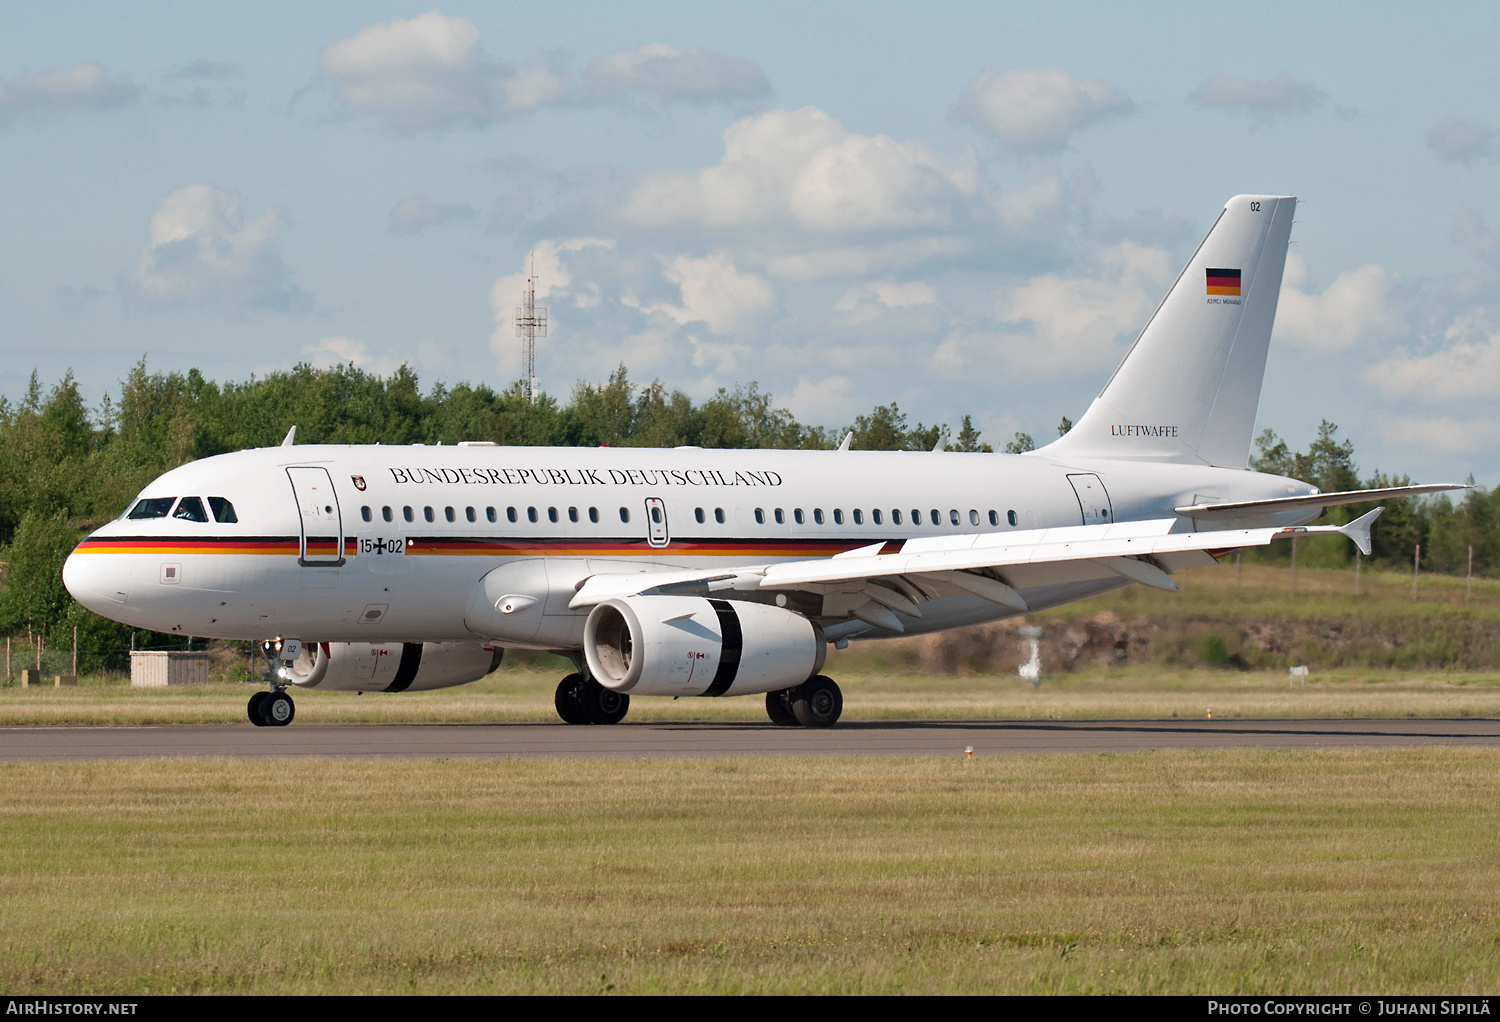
[837,432,852,452]
[281,425,297,447]
[1339,507,1384,557]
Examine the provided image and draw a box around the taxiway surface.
[2,718,1498,759]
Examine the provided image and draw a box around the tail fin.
[1043,194,1296,467]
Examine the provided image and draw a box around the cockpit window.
[127,497,176,520]
[172,497,209,523]
[207,497,238,523]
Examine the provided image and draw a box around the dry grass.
[1,751,1497,993]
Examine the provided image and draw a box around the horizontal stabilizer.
[1176,483,1467,521]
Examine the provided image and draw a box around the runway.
[2,718,1499,759]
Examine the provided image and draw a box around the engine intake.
[287,641,503,692]
[584,595,824,697]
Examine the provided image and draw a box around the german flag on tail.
[1206,267,1241,296]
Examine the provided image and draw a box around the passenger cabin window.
[528,507,539,523]
[931,509,941,525]
[548,507,559,523]
[872,509,882,525]
[755,508,765,524]
[588,507,599,523]
[852,509,862,525]
[486,507,497,523]
[950,509,960,526]
[568,507,579,523]
[1007,510,1018,526]
[619,507,630,523]
[794,509,805,525]
[507,507,518,523]
[207,497,238,523]
[466,507,476,523]
[127,497,175,520]
[383,506,394,522]
[695,507,705,524]
[813,509,824,525]
[445,507,456,523]
[403,506,414,522]
[775,509,785,524]
[912,509,921,525]
[892,510,902,525]
[424,507,435,523]
[989,510,999,527]
[650,506,662,524]
[833,509,843,525]
[361,506,372,523]
[714,508,725,524]
[173,497,209,523]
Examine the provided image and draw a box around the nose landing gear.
[249,638,301,727]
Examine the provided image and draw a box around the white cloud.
[1274,253,1405,352]
[834,281,938,311]
[618,106,978,234]
[1427,120,1495,165]
[319,10,572,131]
[303,335,404,376]
[1452,202,1498,261]
[586,43,769,103]
[128,184,307,312]
[1361,309,1500,404]
[955,68,1131,153]
[761,236,971,282]
[934,241,1173,380]
[785,375,858,424]
[0,62,138,120]
[389,194,476,234]
[1370,413,1500,456]
[635,252,776,336]
[1188,72,1326,123]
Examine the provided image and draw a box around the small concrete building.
[130,651,210,688]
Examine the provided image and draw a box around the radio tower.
[514,254,547,404]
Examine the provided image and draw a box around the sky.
[2,1,1498,482]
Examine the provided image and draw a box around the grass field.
[2,664,1499,726]
[2,750,1497,994]
[4,560,1499,725]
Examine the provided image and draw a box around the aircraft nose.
[62,550,131,615]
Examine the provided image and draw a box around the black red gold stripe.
[400,536,866,557]
[73,536,300,556]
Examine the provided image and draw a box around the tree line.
[0,361,1489,671]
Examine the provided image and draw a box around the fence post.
[1413,543,1420,601]
[36,634,41,671]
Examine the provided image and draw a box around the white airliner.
[63,195,1461,728]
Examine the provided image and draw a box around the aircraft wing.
[1176,484,1466,521]
[569,509,1383,625]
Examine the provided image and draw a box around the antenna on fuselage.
[281,425,296,447]
[514,253,548,405]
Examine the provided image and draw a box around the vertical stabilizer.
[1043,194,1296,467]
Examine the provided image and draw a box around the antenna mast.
[514,254,548,404]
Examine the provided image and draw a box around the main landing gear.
[554,673,630,725]
[766,675,843,728]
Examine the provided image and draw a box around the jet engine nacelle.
[287,641,503,693]
[583,595,825,697]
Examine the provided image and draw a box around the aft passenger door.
[1066,473,1114,526]
[287,466,345,566]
